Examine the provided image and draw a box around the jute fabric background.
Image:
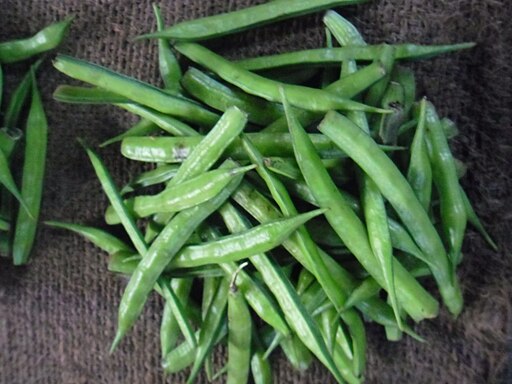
[1,1,511,383]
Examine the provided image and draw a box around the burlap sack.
[1,1,510,383]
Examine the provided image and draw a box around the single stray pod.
[1,18,70,264]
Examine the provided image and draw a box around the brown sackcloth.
[1,0,511,383]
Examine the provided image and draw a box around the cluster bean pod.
[43,2,497,383]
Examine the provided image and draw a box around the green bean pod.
[52,85,129,104]
[461,188,498,251]
[263,157,303,180]
[329,61,388,97]
[53,86,198,137]
[388,218,429,264]
[391,66,416,116]
[279,333,313,371]
[0,149,30,214]
[322,329,360,384]
[279,177,319,206]
[170,210,324,269]
[280,41,370,372]
[227,274,252,384]
[384,323,403,342]
[365,45,395,108]
[324,9,369,131]
[44,221,133,254]
[0,141,20,224]
[105,166,254,223]
[120,164,179,195]
[0,128,22,161]
[82,138,198,359]
[3,60,42,129]
[425,101,467,266]
[340,310,366,381]
[201,277,219,379]
[236,43,476,71]
[160,277,193,356]
[251,351,273,384]
[144,219,163,244]
[153,106,248,225]
[0,218,10,232]
[441,117,459,139]
[296,269,316,296]
[81,142,147,256]
[332,347,357,384]
[101,119,160,148]
[377,81,406,144]
[262,61,387,133]
[203,277,220,320]
[319,307,337,353]
[108,252,227,278]
[169,106,247,185]
[12,70,47,265]
[162,322,227,373]
[388,295,408,341]
[160,300,179,358]
[162,333,198,373]
[121,133,401,163]
[264,157,350,186]
[182,67,285,126]
[152,4,182,93]
[121,103,198,136]
[361,177,402,328]
[120,133,344,162]
[344,278,381,309]
[141,0,366,41]
[159,278,197,349]
[53,55,219,126]
[0,17,72,63]
[407,98,432,210]
[107,251,142,275]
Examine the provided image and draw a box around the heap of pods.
[49,1,496,383]
[0,18,71,265]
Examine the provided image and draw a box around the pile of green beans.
[48,2,496,383]
[0,18,71,265]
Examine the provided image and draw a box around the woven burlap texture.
[1,0,511,383]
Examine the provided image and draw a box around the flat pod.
[12,70,47,265]
[141,0,367,41]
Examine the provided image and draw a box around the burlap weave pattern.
[0,0,511,383]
